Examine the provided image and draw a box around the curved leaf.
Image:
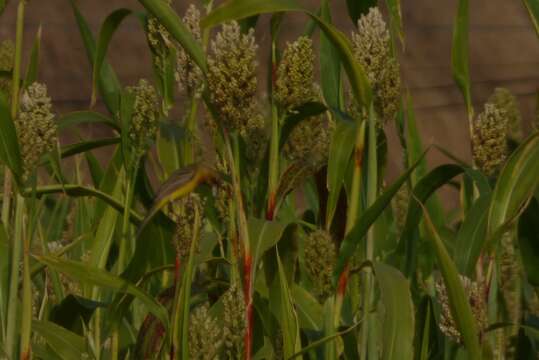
[36,255,169,328]
[24,26,42,88]
[23,184,142,224]
[58,111,119,131]
[91,8,133,106]
[523,0,539,38]
[374,262,414,360]
[70,0,122,114]
[59,137,120,159]
[32,320,86,359]
[279,102,327,149]
[518,198,539,286]
[454,195,491,276]
[334,152,425,280]
[400,164,465,276]
[421,205,482,358]
[487,132,539,244]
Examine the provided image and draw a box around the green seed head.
[176,4,204,98]
[208,21,258,133]
[471,102,508,176]
[489,87,522,141]
[222,284,246,358]
[16,82,57,181]
[435,275,487,343]
[352,7,401,124]
[168,193,203,260]
[275,36,316,111]
[240,112,267,165]
[0,39,14,97]
[284,115,334,170]
[189,303,222,360]
[127,79,160,156]
[304,230,336,302]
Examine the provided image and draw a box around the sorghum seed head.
[16,82,57,181]
[207,21,258,133]
[352,7,401,124]
[127,79,160,156]
[167,193,203,260]
[489,87,522,141]
[240,112,267,165]
[275,36,317,111]
[146,0,173,72]
[392,184,410,233]
[213,156,232,229]
[304,230,336,302]
[284,115,334,170]
[435,275,487,344]
[471,102,508,176]
[0,39,14,97]
[176,4,204,98]
[188,304,222,360]
[499,230,521,358]
[222,284,246,358]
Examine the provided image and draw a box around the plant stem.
[332,120,365,352]
[5,194,24,358]
[183,98,199,166]
[2,0,25,229]
[266,35,280,220]
[360,106,378,360]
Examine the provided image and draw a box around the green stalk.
[20,194,31,359]
[360,107,378,360]
[5,194,24,358]
[330,120,365,358]
[266,39,279,220]
[2,0,25,228]
[111,161,138,360]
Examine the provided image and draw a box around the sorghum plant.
[0,0,539,359]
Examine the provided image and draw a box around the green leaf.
[451,0,472,117]
[36,255,169,328]
[400,164,465,276]
[275,251,301,357]
[523,0,539,38]
[374,262,414,360]
[32,320,87,359]
[319,0,341,109]
[334,152,425,280]
[454,195,491,276]
[291,284,324,331]
[137,0,207,73]
[249,217,288,268]
[202,0,372,107]
[70,0,122,115]
[58,111,119,131]
[420,204,482,358]
[518,198,539,286]
[49,295,104,334]
[24,26,42,88]
[0,95,22,181]
[23,184,142,224]
[59,137,120,159]
[326,117,358,228]
[91,8,133,106]
[488,132,539,244]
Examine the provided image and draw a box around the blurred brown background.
[0,0,538,204]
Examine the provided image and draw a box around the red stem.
[266,192,276,221]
